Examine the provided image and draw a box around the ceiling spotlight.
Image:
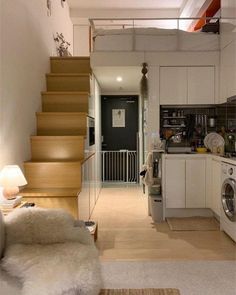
[116,76,123,82]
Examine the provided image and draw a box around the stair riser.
[50,59,91,74]
[31,137,84,161]
[46,75,90,92]
[42,93,88,113]
[24,163,81,189]
[37,114,87,136]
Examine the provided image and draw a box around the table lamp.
[0,165,27,200]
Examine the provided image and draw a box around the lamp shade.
[0,165,27,187]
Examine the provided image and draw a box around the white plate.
[204,132,225,151]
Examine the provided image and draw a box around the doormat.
[166,216,220,231]
[100,289,180,295]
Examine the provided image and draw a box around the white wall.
[74,25,90,56]
[70,8,179,22]
[0,0,3,166]
[220,0,236,102]
[0,0,73,170]
[94,79,102,193]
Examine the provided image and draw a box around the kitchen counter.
[163,152,236,165]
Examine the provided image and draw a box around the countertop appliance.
[221,162,236,242]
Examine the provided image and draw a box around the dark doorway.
[101,95,139,151]
[101,95,139,182]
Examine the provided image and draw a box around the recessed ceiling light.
[116,76,123,82]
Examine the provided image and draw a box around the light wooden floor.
[91,184,236,261]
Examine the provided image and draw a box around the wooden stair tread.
[36,112,87,115]
[21,188,80,197]
[46,73,90,77]
[41,91,89,95]
[50,56,90,60]
[24,160,82,164]
[24,157,86,164]
[31,135,86,141]
[31,135,85,139]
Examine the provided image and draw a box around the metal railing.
[89,17,220,32]
[102,150,138,183]
[88,16,221,52]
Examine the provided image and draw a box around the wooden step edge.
[36,112,88,116]
[41,91,90,95]
[50,56,90,60]
[46,73,90,77]
[20,188,81,197]
[24,160,82,165]
[24,157,84,165]
[31,136,86,140]
[30,135,85,140]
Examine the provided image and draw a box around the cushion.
[0,211,5,258]
[5,207,93,246]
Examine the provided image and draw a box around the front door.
[101,95,139,182]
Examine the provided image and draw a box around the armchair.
[0,208,102,295]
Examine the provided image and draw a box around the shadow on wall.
[0,0,73,169]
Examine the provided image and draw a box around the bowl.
[196,147,207,153]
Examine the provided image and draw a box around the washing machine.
[221,162,236,242]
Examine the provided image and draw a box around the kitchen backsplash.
[216,102,236,132]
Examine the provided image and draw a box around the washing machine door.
[221,178,236,222]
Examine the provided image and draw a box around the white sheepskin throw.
[1,208,102,295]
[2,242,102,295]
[5,208,92,246]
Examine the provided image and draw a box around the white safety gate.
[102,150,138,183]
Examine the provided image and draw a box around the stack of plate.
[204,132,225,152]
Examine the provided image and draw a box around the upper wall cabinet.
[220,41,236,102]
[188,67,215,105]
[160,66,215,105]
[160,67,188,105]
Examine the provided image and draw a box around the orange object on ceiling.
[194,0,221,31]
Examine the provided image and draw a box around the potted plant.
[54,32,72,57]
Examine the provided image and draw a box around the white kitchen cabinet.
[79,154,97,220]
[220,41,236,102]
[187,67,215,105]
[165,159,186,208]
[160,66,215,105]
[89,154,96,215]
[160,67,188,105]
[211,159,222,216]
[165,157,206,209]
[79,160,90,220]
[186,159,206,208]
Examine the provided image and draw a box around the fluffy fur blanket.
[4,208,93,246]
[1,208,102,295]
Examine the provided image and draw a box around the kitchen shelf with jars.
[160,106,217,148]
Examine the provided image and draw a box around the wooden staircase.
[21,57,91,218]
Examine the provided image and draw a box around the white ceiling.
[93,67,142,93]
[67,0,186,10]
